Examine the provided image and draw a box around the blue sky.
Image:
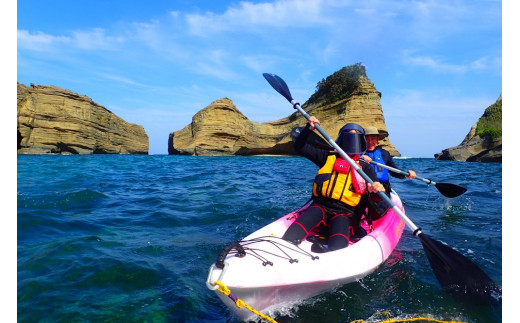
[16,0,503,157]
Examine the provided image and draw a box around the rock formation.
[169,65,399,156]
[434,95,502,162]
[17,83,149,154]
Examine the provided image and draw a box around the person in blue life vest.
[361,126,416,219]
[281,116,385,252]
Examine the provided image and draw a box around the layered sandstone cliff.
[434,95,502,163]
[169,67,399,156]
[17,83,149,154]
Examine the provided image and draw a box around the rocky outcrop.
[168,98,295,156]
[17,83,149,154]
[169,67,399,156]
[168,98,291,156]
[434,95,502,163]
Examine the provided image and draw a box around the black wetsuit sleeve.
[360,159,379,182]
[294,124,329,168]
[382,149,406,179]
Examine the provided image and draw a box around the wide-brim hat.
[364,126,388,140]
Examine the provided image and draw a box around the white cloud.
[18,28,123,52]
[185,0,330,36]
[470,56,502,73]
[241,54,283,73]
[131,21,162,50]
[17,30,71,51]
[383,88,493,120]
[188,49,242,80]
[72,28,124,50]
[242,55,267,73]
[401,51,501,74]
[405,54,468,73]
[96,73,147,87]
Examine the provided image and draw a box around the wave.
[17,155,502,322]
[18,189,107,210]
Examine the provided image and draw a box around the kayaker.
[362,126,416,219]
[282,116,385,251]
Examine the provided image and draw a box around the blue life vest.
[367,149,389,182]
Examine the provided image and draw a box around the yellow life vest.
[312,154,366,207]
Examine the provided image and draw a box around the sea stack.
[17,82,149,154]
[435,94,502,162]
[169,64,399,156]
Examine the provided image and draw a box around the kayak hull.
[207,191,405,321]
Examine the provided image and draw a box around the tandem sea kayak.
[206,190,406,321]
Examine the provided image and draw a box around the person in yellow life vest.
[282,116,385,252]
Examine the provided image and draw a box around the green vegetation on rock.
[307,63,366,106]
[475,96,502,138]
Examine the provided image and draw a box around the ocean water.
[17,155,502,322]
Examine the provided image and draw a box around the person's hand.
[363,155,372,164]
[368,181,385,193]
[308,116,320,130]
[406,170,416,179]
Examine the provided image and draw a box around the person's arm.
[382,150,406,179]
[293,123,312,151]
[360,159,385,193]
[294,117,328,167]
[383,150,416,179]
[360,159,377,180]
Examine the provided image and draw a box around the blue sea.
[17,155,502,322]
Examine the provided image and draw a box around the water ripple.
[17,155,502,322]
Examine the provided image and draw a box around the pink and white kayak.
[206,190,406,321]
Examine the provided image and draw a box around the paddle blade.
[434,183,467,198]
[263,73,293,102]
[418,233,501,306]
[291,127,332,150]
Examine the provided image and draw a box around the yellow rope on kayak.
[213,280,278,323]
[212,280,465,323]
[350,311,469,323]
